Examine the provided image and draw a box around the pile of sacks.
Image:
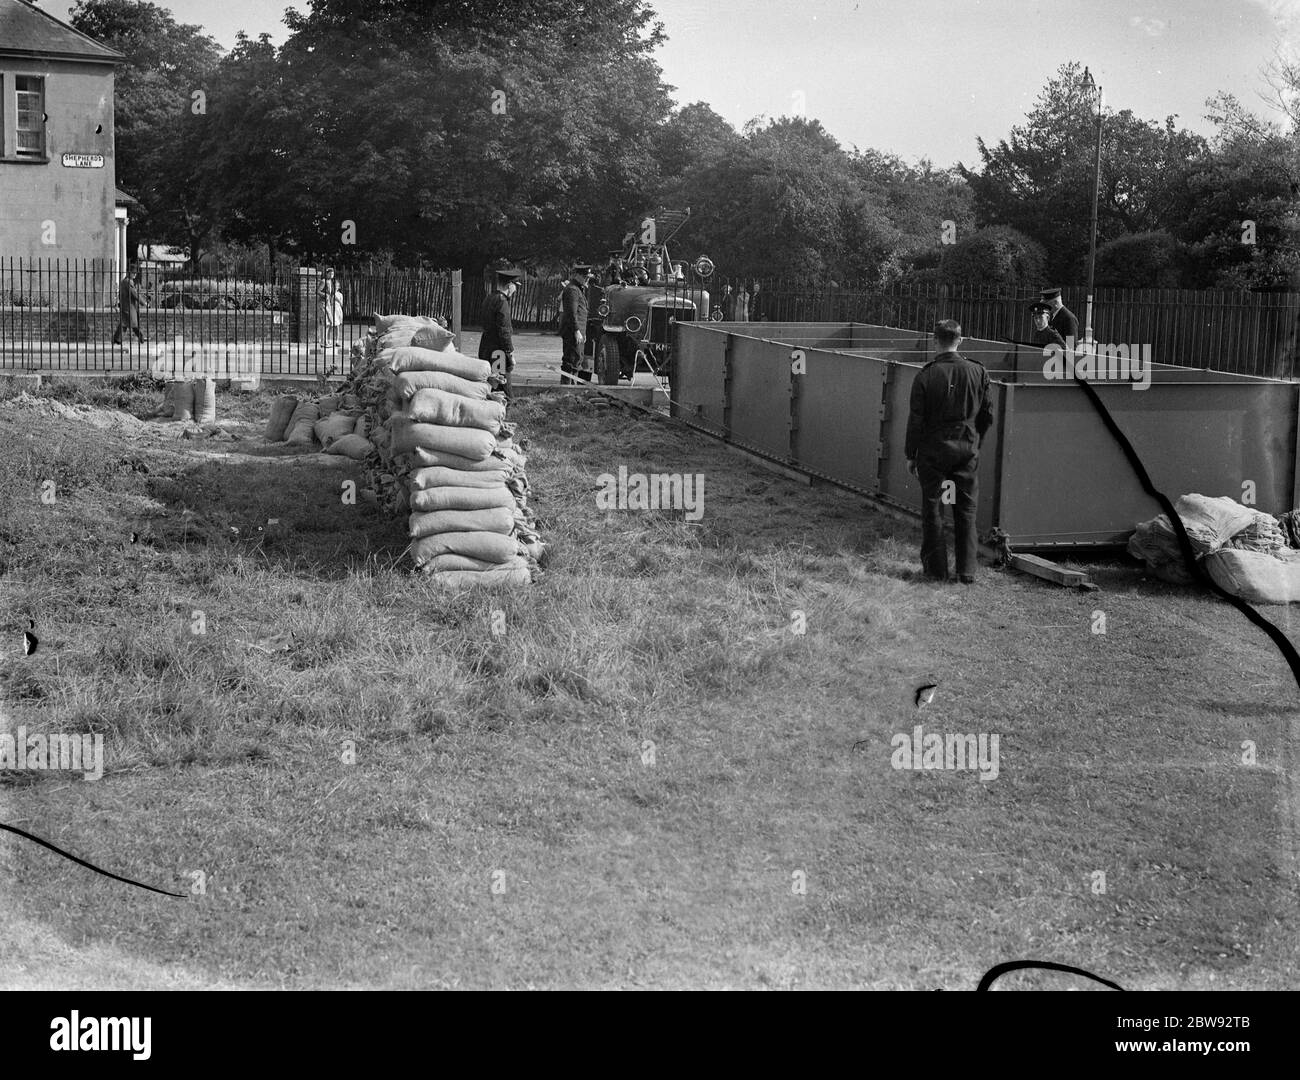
[333,313,543,588]
[1129,493,1300,603]
[263,390,374,460]
[160,377,218,424]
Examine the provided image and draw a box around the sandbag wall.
[335,313,543,588]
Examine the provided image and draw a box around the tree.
[961,62,1208,280]
[70,0,224,256]
[229,0,675,271]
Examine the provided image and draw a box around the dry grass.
[0,378,1297,988]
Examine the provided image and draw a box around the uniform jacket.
[905,351,994,460]
[560,280,588,333]
[1033,326,1066,348]
[1050,305,1079,342]
[478,289,514,359]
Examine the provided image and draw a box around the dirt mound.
[0,392,152,438]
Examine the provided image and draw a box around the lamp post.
[1083,67,1103,344]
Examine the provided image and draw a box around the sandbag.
[190,378,216,424]
[390,415,497,461]
[410,531,522,567]
[340,393,360,410]
[324,434,374,460]
[1174,494,1257,556]
[374,313,443,335]
[425,553,521,572]
[401,447,512,471]
[393,370,491,401]
[409,464,510,491]
[317,395,340,418]
[380,346,491,382]
[409,505,515,539]
[408,485,514,512]
[285,401,320,445]
[171,380,194,422]
[353,415,369,442]
[264,395,298,442]
[1203,548,1300,604]
[405,388,505,432]
[424,562,534,588]
[314,411,356,446]
[1227,511,1286,553]
[410,324,456,351]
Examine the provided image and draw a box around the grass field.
[0,376,1297,989]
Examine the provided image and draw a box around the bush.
[1095,231,1190,288]
[934,225,1047,288]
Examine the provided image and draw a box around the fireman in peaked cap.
[559,264,593,383]
[479,266,521,397]
[1040,287,1079,344]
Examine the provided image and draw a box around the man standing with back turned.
[905,320,994,583]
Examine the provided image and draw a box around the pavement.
[1,329,672,403]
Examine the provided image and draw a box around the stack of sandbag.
[335,312,544,588]
[1129,493,1300,602]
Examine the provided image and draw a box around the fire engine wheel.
[599,334,621,386]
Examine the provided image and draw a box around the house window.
[15,76,44,156]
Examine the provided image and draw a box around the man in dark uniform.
[1040,287,1079,343]
[1029,300,1065,347]
[478,266,521,398]
[559,264,592,383]
[584,270,606,374]
[905,320,994,584]
[603,251,625,287]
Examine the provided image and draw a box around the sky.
[48,0,1299,167]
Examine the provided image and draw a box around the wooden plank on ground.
[1008,552,1097,589]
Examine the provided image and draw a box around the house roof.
[115,187,141,207]
[0,0,125,64]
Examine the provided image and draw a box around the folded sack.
[409,506,515,538]
[405,388,504,432]
[393,370,491,401]
[410,531,523,566]
[408,485,514,512]
[380,346,490,382]
[390,415,497,461]
[409,464,510,490]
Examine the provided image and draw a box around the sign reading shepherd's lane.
[61,153,104,168]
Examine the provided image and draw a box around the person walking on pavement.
[112,266,144,348]
[1040,287,1079,344]
[559,264,593,383]
[905,320,994,584]
[479,266,521,399]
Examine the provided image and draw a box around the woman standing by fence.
[317,267,343,351]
